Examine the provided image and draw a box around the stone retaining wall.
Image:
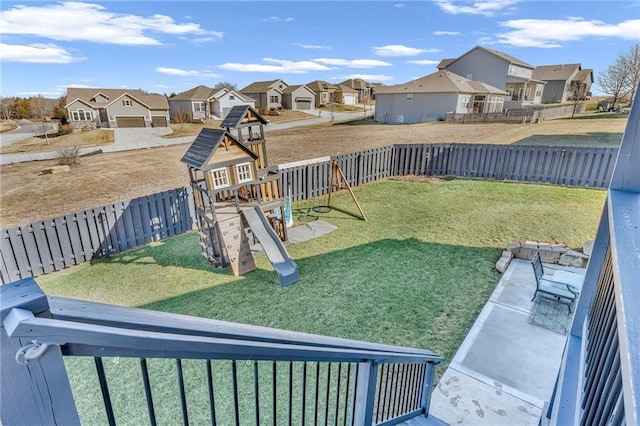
[495,240,592,273]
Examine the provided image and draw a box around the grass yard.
[0,129,115,154]
[37,178,605,424]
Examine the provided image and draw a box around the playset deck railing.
[1,278,443,425]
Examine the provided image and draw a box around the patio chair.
[531,252,584,313]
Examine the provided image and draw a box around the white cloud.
[394,4,405,8]
[292,43,332,50]
[497,17,640,47]
[261,16,295,22]
[0,43,81,63]
[218,58,331,74]
[342,74,395,82]
[313,58,392,68]
[407,59,440,65]
[435,0,518,17]
[156,67,221,78]
[0,2,221,46]
[372,45,439,57]
[433,31,460,36]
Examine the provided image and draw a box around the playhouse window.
[122,99,133,106]
[236,163,252,183]
[211,168,230,188]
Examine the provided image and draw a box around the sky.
[1,0,639,98]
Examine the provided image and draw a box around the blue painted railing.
[544,90,640,425]
[1,279,443,425]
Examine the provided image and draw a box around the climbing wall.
[217,213,256,276]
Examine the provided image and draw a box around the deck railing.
[544,89,639,425]
[1,279,443,425]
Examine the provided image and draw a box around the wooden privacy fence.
[1,144,618,283]
[392,144,618,188]
[0,187,194,284]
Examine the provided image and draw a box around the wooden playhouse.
[180,106,298,285]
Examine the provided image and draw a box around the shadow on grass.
[512,133,622,147]
[137,236,501,363]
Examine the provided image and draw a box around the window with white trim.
[235,162,252,183]
[270,95,279,103]
[211,168,230,188]
[193,102,205,113]
[461,95,471,109]
[71,109,92,121]
[406,93,414,101]
[122,99,133,106]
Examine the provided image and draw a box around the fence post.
[352,361,379,425]
[1,278,80,425]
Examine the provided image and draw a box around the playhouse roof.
[180,128,258,170]
[220,105,269,128]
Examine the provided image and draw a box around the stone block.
[41,165,70,174]
[539,250,561,264]
[583,240,594,256]
[537,242,552,251]
[506,242,521,253]
[523,241,539,250]
[559,250,589,268]
[516,247,536,260]
[495,255,512,273]
[551,244,567,253]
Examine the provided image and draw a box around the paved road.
[0,120,57,148]
[0,109,374,165]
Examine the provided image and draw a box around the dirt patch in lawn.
[0,116,627,228]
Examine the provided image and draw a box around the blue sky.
[1,0,639,98]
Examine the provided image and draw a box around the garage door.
[116,116,145,128]
[151,116,167,127]
[296,99,311,110]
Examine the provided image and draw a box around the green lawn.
[38,178,605,424]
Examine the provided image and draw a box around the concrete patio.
[428,258,586,425]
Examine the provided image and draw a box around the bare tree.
[597,55,631,110]
[214,81,239,92]
[623,43,640,105]
[172,104,190,135]
[30,95,51,144]
[0,96,12,120]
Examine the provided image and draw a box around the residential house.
[168,85,256,122]
[334,84,359,105]
[532,64,583,104]
[282,85,316,110]
[239,79,288,112]
[570,68,594,101]
[65,88,170,129]
[373,70,507,124]
[339,78,375,102]
[306,80,336,106]
[438,46,545,108]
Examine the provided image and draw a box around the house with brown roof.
[437,46,545,108]
[334,84,359,105]
[282,85,316,110]
[373,70,507,124]
[532,64,589,104]
[306,80,337,106]
[168,85,256,122]
[65,88,170,128]
[571,68,594,101]
[239,79,288,112]
[339,78,375,102]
